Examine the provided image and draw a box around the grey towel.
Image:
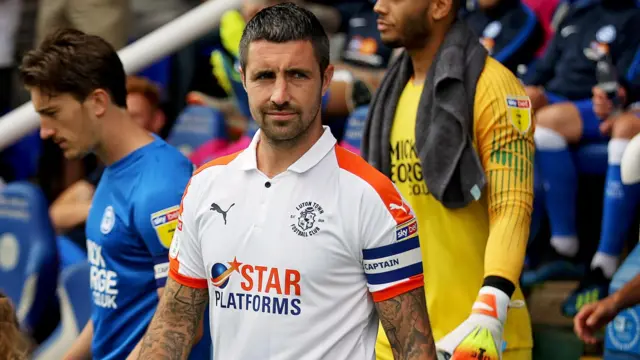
[362,21,488,209]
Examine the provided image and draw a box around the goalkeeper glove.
[436,286,509,360]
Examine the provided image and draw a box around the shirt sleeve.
[168,177,208,289]
[359,175,424,303]
[134,182,184,288]
[474,60,535,285]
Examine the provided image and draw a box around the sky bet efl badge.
[151,205,180,248]
[506,96,532,134]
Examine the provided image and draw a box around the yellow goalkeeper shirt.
[377,57,534,359]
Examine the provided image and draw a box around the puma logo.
[389,202,409,214]
[210,202,235,225]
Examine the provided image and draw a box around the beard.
[382,10,432,50]
[254,99,321,147]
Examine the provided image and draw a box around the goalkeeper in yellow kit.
[362,0,534,359]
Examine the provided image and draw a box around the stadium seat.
[137,56,172,101]
[57,235,87,270]
[339,105,369,156]
[167,105,229,158]
[0,182,59,334]
[32,262,91,360]
[0,130,42,182]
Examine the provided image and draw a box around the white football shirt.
[169,127,423,360]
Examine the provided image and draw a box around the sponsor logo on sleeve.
[506,96,532,134]
[151,205,180,248]
[395,218,418,242]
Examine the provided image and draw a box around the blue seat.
[0,182,58,334]
[137,56,172,100]
[57,235,87,271]
[0,130,41,181]
[339,106,369,155]
[33,262,91,359]
[166,105,228,157]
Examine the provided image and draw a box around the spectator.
[574,265,640,345]
[561,78,640,317]
[35,0,130,50]
[523,0,640,313]
[463,0,545,74]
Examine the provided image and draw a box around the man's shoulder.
[186,151,244,195]
[139,145,193,186]
[334,146,406,217]
[335,146,391,189]
[193,151,242,177]
[478,57,522,89]
[128,144,193,206]
[475,57,527,108]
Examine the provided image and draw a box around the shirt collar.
[238,126,337,173]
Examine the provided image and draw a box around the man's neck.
[256,122,324,178]
[94,109,155,166]
[407,27,448,85]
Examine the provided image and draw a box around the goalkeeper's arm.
[436,68,535,358]
[476,71,535,294]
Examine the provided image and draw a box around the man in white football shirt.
[134,3,437,360]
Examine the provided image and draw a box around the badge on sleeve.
[150,205,181,248]
[506,96,532,134]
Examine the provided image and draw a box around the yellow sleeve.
[473,58,535,285]
[210,51,233,96]
[219,10,245,59]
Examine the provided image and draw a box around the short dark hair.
[19,28,127,108]
[239,2,330,74]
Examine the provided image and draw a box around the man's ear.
[90,89,110,118]
[432,0,454,21]
[239,66,247,90]
[322,64,335,95]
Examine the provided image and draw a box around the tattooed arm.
[132,277,208,360]
[375,287,437,360]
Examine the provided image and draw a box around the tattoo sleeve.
[137,277,209,360]
[375,287,437,360]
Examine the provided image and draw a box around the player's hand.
[593,86,626,120]
[436,287,508,360]
[574,294,620,344]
